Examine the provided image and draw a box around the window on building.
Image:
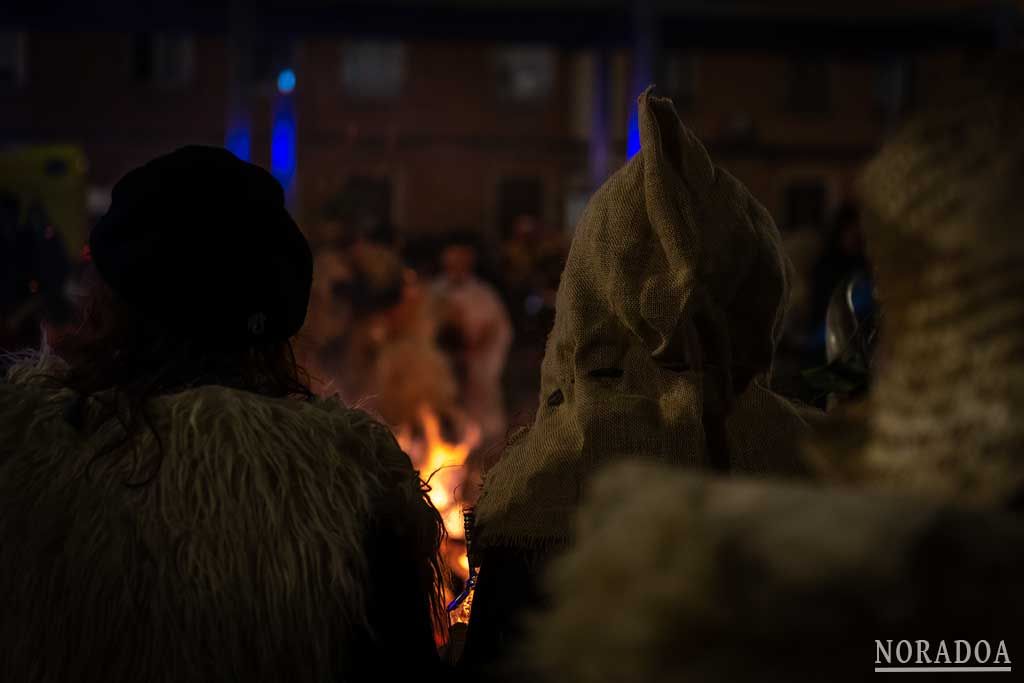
[134,33,195,86]
[498,177,544,238]
[661,52,697,110]
[341,41,405,99]
[784,180,828,230]
[0,31,27,87]
[875,57,915,118]
[787,58,831,114]
[494,46,556,102]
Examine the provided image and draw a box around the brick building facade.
[1,1,1017,248]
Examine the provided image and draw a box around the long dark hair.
[55,266,314,483]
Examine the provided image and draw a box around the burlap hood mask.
[476,89,809,548]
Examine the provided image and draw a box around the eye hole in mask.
[547,388,565,407]
[587,367,624,380]
[659,362,691,373]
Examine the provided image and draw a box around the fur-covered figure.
[0,355,443,682]
[823,58,1024,504]
[0,147,446,681]
[528,464,1024,683]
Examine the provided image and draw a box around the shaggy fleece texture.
[848,60,1024,505]
[528,463,1024,683]
[0,355,437,682]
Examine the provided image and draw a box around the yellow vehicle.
[0,144,89,260]
[1,145,88,346]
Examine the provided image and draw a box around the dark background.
[1,0,1020,403]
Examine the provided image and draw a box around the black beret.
[90,146,312,349]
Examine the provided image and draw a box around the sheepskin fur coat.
[528,463,1024,683]
[0,356,442,682]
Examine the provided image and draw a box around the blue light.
[626,106,641,159]
[271,97,296,190]
[277,68,296,94]
[225,122,251,162]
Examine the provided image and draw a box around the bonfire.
[396,406,481,635]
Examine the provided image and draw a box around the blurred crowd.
[287,196,870,450]
[0,191,77,351]
[296,212,567,455]
[2,181,871,449]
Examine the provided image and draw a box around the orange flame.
[397,406,480,584]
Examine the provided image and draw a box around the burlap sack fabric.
[475,88,810,549]
[525,59,1024,683]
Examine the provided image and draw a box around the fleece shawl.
[0,356,437,682]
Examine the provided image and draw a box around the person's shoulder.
[163,385,358,438]
[0,375,61,445]
[0,365,99,472]
[1,352,74,434]
[163,386,410,477]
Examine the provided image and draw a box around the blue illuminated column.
[271,68,297,202]
[225,114,251,161]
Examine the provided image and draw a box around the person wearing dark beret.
[0,146,447,682]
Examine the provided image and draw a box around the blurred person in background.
[0,146,446,682]
[809,202,868,360]
[774,211,824,389]
[0,191,23,346]
[499,214,537,312]
[303,236,459,429]
[500,214,566,422]
[300,240,354,395]
[0,195,74,351]
[434,231,513,444]
[500,214,565,319]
